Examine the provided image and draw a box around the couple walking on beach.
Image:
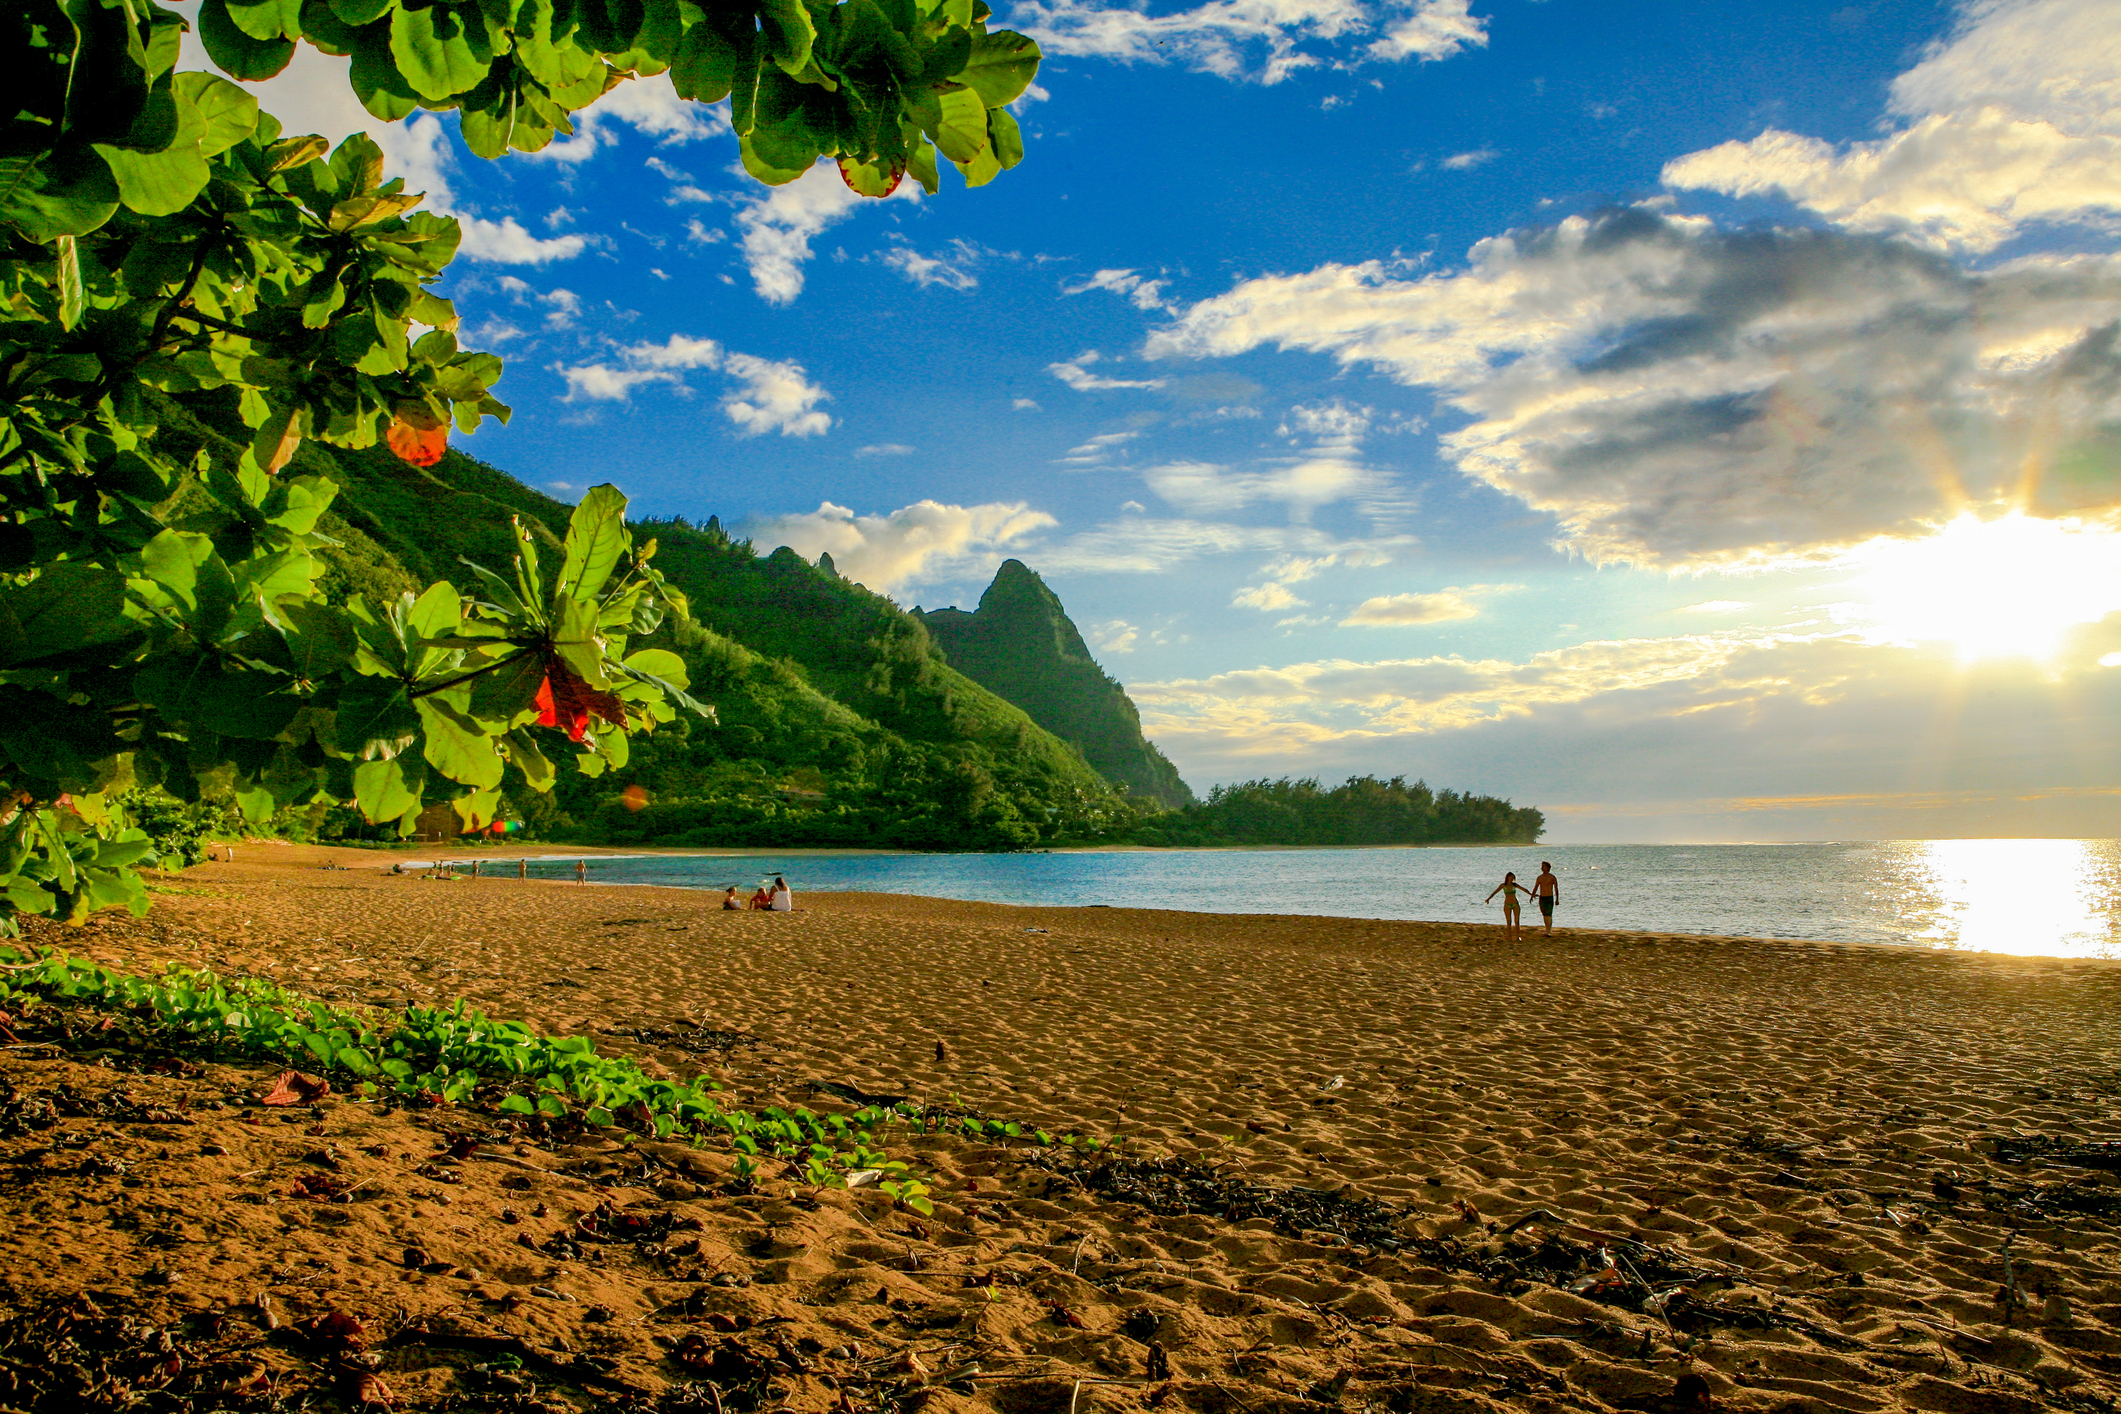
[1486,862,1559,942]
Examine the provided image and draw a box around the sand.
[2,841,2118,1413]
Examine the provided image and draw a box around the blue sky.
[190,0,2121,841]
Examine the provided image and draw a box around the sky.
[183,0,2121,842]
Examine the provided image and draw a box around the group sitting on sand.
[1485,861,1559,942]
[722,876,793,912]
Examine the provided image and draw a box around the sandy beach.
[3,841,2118,1413]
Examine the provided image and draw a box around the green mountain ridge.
[914,560,1194,809]
[149,393,1137,850]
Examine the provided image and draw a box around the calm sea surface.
[490,841,2121,961]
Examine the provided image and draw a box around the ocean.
[471,839,2121,961]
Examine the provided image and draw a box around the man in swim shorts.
[1532,862,1559,936]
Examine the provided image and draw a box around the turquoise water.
[488,840,2121,960]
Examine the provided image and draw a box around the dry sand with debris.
[3,841,2120,1414]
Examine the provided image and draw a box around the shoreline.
[9,842,2119,1411]
[258,841,2119,965]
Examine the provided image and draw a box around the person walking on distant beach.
[1532,861,1560,936]
[1486,871,1531,942]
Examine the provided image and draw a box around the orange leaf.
[386,416,448,467]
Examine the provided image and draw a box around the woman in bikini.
[1485,870,1531,942]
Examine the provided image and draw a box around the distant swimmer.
[1532,861,1560,936]
[1485,871,1531,942]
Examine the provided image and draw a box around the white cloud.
[1049,350,1168,391]
[533,74,729,164]
[1278,399,1371,441]
[720,353,834,437]
[1233,582,1310,611]
[1441,147,1498,170]
[626,334,726,369]
[1682,600,1754,614]
[1059,431,1141,467]
[1092,619,1141,653]
[745,501,1057,591]
[1134,628,1825,737]
[1013,398,1043,411]
[857,443,917,457]
[1064,268,1174,312]
[734,162,918,304]
[884,242,980,291]
[1662,0,2121,252]
[1341,588,1487,625]
[496,277,583,329]
[1365,0,1487,61]
[1144,456,1380,518]
[555,335,832,436]
[556,363,678,402]
[1149,207,2121,567]
[1262,553,1338,582]
[1015,0,1484,84]
[1040,518,1416,575]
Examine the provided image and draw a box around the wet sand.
[3,841,2118,1413]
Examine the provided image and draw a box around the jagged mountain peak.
[916,563,1194,810]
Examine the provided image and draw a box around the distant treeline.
[1133,775,1543,847]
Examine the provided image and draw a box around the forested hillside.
[148,394,1136,850]
[915,561,1194,809]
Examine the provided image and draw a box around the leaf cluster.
[0,942,1103,1208]
[187,0,1039,194]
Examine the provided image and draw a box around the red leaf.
[386,416,448,468]
[261,1070,331,1107]
[296,1309,367,1351]
[536,662,625,742]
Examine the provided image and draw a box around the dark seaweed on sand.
[1033,1153,1715,1307]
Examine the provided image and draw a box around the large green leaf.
[0,146,121,243]
[0,564,131,667]
[93,141,210,216]
[957,30,1038,107]
[351,25,423,120]
[352,755,424,824]
[334,679,420,755]
[390,2,495,100]
[174,72,261,156]
[988,104,1022,168]
[224,0,306,42]
[417,697,506,789]
[198,0,298,79]
[757,0,817,75]
[468,648,546,724]
[671,20,740,101]
[556,484,629,605]
[929,85,988,163]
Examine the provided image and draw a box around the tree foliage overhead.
[0,0,1044,931]
[6,0,1038,218]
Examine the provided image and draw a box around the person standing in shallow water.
[1532,861,1560,936]
[1486,871,1530,942]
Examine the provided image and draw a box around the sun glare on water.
[1850,514,2121,661]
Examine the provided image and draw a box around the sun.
[1848,513,2121,662]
